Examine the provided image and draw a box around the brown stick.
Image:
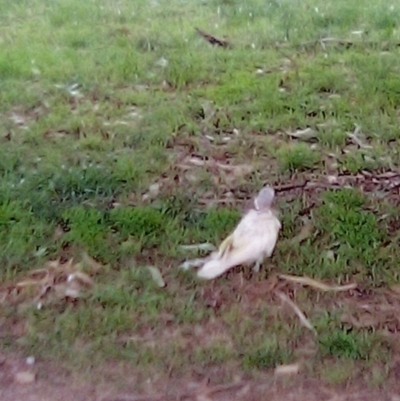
[195,27,231,48]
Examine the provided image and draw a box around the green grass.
[1,0,400,389]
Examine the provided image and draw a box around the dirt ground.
[1,352,400,401]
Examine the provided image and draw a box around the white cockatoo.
[196,186,281,280]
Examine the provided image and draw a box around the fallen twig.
[279,274,357,292]
[200,381,246,396]
[275,291,316,333]
[275,181,308,193]
[195,27,231,48]
[318,37,355,48]
[178,243,216,252]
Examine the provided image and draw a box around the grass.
[1,0,400,391]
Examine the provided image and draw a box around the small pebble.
[26,356,35,365]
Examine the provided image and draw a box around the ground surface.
[1,0,400,399]
[2,353,400,401]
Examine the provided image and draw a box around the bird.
[196,186,281,280]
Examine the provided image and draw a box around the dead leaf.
[215,162,253,176]
[347,125,373,149]
[142,182,161,201]
[287,127,318,141]
[68,271,94,287]
[64,286,81,299]
[187,157,206,167]
[275,363,300,376]
[14,371,36,384]
[53,283,69,298]
[290,218,314,244]
[276,291,315,333]
[16,279,46,289]
[10,113,26,126]
[179,243,216,252]
[4,257,97,307]
[146,266,166,288]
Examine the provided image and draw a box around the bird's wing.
[231,210,280,249]
[215,212,265,258]
[218,233,235,258]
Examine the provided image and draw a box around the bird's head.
[254,186,275,211]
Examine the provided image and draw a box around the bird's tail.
[196,234,235,279]
[197,257,233,279]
